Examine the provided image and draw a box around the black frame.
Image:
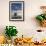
[9,1,24,21]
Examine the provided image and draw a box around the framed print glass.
[9,1,24,21]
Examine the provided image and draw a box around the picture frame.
[9,1,24,21]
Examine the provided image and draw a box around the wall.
[0,0,46,41]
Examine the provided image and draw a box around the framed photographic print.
[9,1,24,21]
